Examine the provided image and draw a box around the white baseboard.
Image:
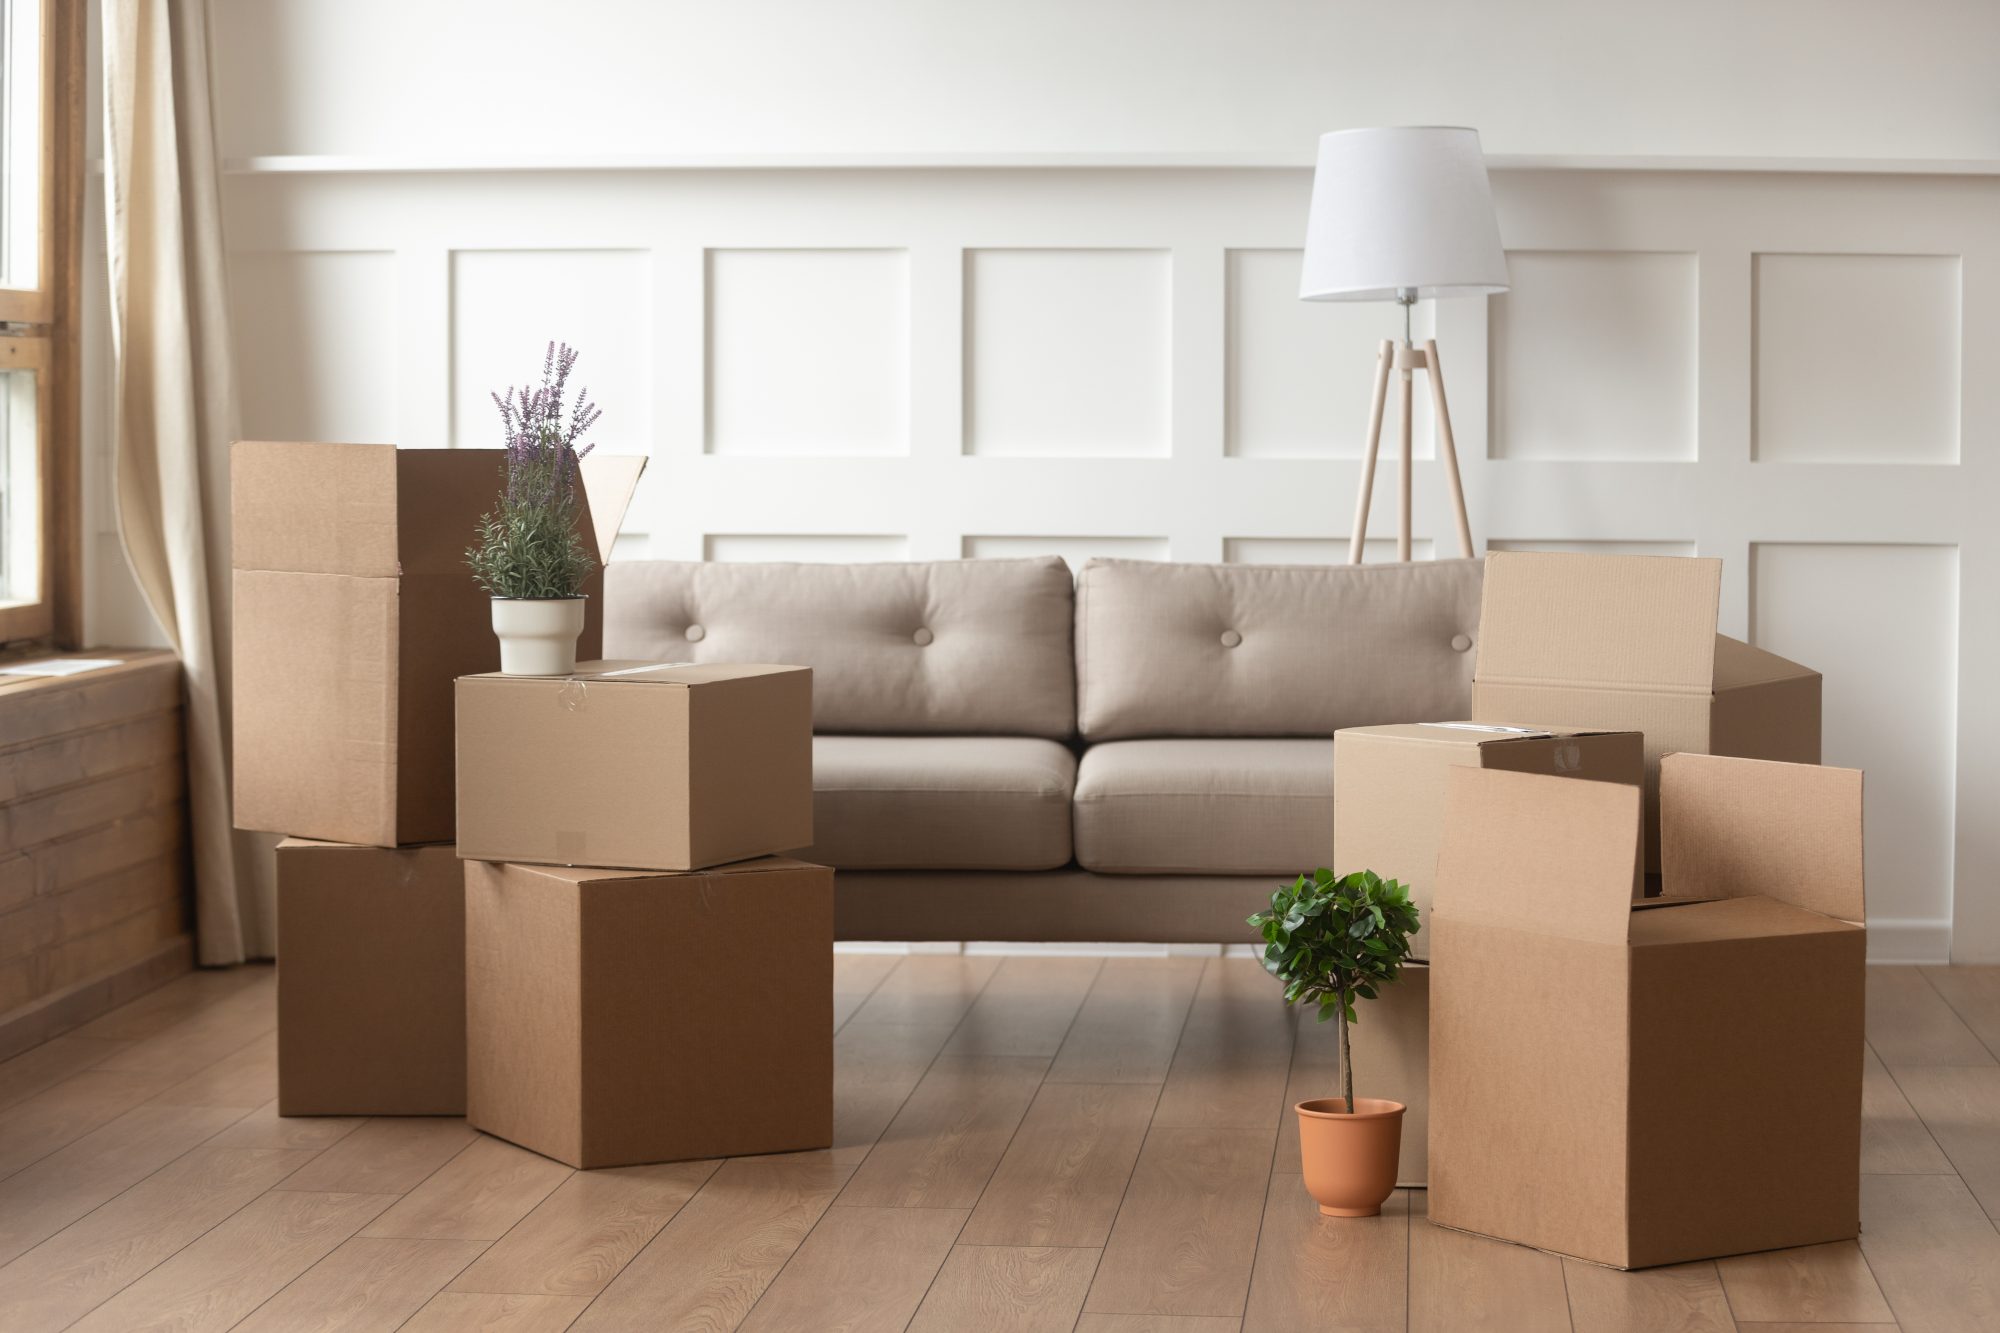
[1867,919,1953,964]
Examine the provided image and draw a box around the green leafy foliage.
[1247,868,1419,1112]
[465,456,596,600]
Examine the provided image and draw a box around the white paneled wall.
[194,165,2000,961]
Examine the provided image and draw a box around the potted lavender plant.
[467,342,602,675]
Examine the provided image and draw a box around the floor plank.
[403,1291,591,1332]
[817,1018,959,1164]
[70,964,271,1043]
[0,1145,318,1332]
[838,1054,1050,1208]
[1921,966,2000,1056]
[0,1067,177,1178]
[834,953,903,1030]
[909,1244,1100,1333]
[1858,1172,2000,1331]
[1864,1044,1956,1175]
[1731,1325,1903,1332]
[1408,1193,1571,1333]
[1047,957,1205,1086]
[1074,1318,1242,1333]
[233,1235,487,1332]
[1149,960,1293,1131]
[65,1189,396,1333]
[1894,1065,2000,1217]
[1715,1239,1895,1323]
[449,1159,718,1295]
[0,1100,248,1266]
[572,1154,853,1332]
[206,1100,366,1151]
[275,1116,479,1194]
[1866,968,1995,1071]
[1562,1257,1735,1333]
[360,1134,572,1240]
[961,1081,1158,1247]
[1086,1125,1274,1318]
[1242,1177,1406,1332]
[0,1033,132,1111]
[89,974,278,1079]
[145,1030,276,1108]
[738,1204,965,1332]
[846,955,1002,1026]
[944,956,1103,1057]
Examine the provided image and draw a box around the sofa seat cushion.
[807,735,1076,871]
[1074,738,1333,875]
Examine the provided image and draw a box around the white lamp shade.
[1299,126,1509,302]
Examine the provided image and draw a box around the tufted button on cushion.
[1451,633,1473,652]
[684,624,706,643]
[1219,629,1242,648]
[912,627,934,647]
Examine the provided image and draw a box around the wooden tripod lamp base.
[1349,337,1475,565]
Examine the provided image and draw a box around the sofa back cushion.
[1076,557,1483,740]
[605,557,1076,738]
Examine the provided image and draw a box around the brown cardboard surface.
[455,661,812,872]
[1428,762,1866,1269]
[1471,552,1820,871]
[231,442,643,846]
[276,839,465,1116]
[464,856,833,1169]
[1355,963,1430,1186]
[1334,723,1643,959]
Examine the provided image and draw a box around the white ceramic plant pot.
[491,597,586,676]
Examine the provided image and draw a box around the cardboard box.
[1428,753,1866,1269]
[1471,551,1819,869]
[465,856,833,1168]
[455,662,812,872]
[1333,723,1643,959]
[276,839,465,1115]
[232,443,645,847]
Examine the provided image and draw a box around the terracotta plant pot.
[1295,1097,1405,1217]
[491,596,586,676]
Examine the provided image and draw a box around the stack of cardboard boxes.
[234,442,832,1170]
[1330,551,1864,1269]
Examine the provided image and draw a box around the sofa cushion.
[1075,557,1482,741]
[807,735,1076,871]
[605,558,1075,738]
[1073,738,1333,875]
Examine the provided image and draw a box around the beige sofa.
[605,556,1484,943]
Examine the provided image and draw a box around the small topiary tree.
[1248,868,1420,1114]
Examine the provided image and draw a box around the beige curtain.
[102,0,269,963]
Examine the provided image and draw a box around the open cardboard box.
[1428,753,1866,1269]
[1333,722,1643,960]
[232,443,645,847]
[465,856,833,1168]
[276,839,465,1116]
[1471,552,1820,869]
[455,661,813,872]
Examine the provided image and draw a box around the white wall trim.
[1867,920,1955,966]
[215,153,2000,178]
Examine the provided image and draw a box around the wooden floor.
[2,957,1999,1331]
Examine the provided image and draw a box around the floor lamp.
[1298,127,1510,564]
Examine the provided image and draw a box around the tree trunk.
[1338,1000,1354,1114]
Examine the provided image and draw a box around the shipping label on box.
[455,661,812,872]
[276,838,466,1116]
[465,856,833,1168]
[231,442,644,847]
[1334,722,1643,959]
[1469,551,1820,870]
[1428,754,1866,1269]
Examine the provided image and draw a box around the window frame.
[0,0,81,648]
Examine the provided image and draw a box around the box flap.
[518,855,818,886]
[232,441,401,577]
[1712,634,1819,689]
[394,450,508,576]
[463,661,802,686]
[580,452,647,566]
[1475,552,1723,695]
[1660,753,1865,923]
[1436,766,1642,944]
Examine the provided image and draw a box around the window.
[0,0,79,646]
